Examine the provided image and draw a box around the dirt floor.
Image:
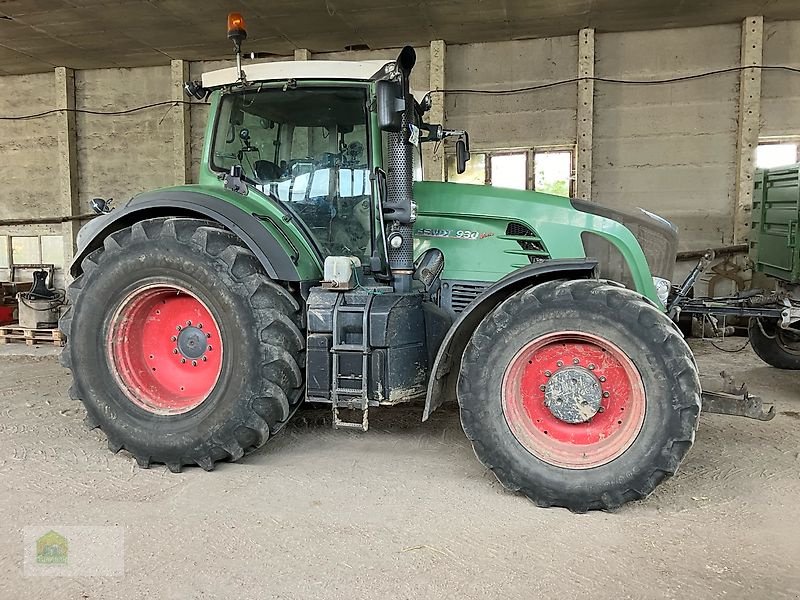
[0,339,799,599]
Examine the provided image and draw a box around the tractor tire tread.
[458,278,701,512]
[59,217,305,473]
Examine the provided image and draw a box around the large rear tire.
[457,279,701,512]
[59,217,305,472]
[747,317,800,369]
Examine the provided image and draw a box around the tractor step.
[332,404,369,431]
[329,294,373,432]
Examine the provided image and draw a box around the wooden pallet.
[0,325,64,347]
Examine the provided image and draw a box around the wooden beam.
[55,67,79,269]
[733,16,764,244]
[170,59,191,185]
[423,39,446,182]
[576,28,595,200]
[294,49,311,61]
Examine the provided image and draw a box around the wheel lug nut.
[206,333,212,338]
[198,323,203,329]
[598,406,605,413]
[172,349,178,354]
[588,364,595,370]
[187,320,192,326]
[192,360,197,367]
[171,336,177,342]
[207,345,213,351]
[544,370,552,377]
[556,360,563,367]
[572,358,579,365]
[602,391,610,398]
[181,358,186,364]
[599,376,606,382]
[176,325,182,331]
[539,384,546,391]
[202,356,207,362]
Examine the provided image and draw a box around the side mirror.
[456,138,470,175]
[376,80,405,132]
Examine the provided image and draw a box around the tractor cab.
[195,53,449,289]
[210,84,374,259]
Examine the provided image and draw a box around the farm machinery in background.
[671,163,800,375]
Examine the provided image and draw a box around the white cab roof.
[202,59,393,88]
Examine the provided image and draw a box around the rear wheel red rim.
[107,284,223,415]
[501,331,645,469]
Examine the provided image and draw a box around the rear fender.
[423,259,598,420]
[72,190,311,281]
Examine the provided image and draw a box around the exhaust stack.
[383,46,417,293]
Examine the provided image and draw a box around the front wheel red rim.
[502,331,646,469]
[107,284,223,415]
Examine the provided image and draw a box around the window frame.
[756,136,800,169]
[446,145,577,196]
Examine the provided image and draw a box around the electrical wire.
[1,64,799,121]
[0,99,208,121]
[438,64,800,95]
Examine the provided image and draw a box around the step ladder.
[330,294,373,431]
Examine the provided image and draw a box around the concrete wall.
[593,25,741,250]
[1,21,800,273]
[0,72,57,220]
[762,21,800,137]
[445,37,578,149]
[75,66,175,209]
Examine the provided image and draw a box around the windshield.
[212,87,372,259]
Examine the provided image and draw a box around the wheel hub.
[544,366,602,423]
[501,331,646,469]
[177,325,206,359]
[107,284,223,415]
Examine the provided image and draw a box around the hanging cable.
[1,64,799,120]
[437,64,800,95]
[0,99,209,121]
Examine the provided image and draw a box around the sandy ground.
[0,339,799,599]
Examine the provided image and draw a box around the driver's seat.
[254,160,282,182]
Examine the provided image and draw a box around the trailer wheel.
[59,217,304,472]
[748,318,800,369]
[457,279,701,512]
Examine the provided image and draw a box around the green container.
[751,164,800,284]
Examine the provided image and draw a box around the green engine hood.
[412,181,661,304]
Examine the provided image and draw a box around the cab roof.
[201,59,393,89]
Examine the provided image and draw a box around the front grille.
[500,222,549,264]
[441,280,491,315]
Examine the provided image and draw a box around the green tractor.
[60,17,701,512]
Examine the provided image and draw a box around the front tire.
[457,279,701,512]
[59,217,305,472]
[748,317,800,369]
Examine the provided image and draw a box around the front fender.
[73,189,321,281]
[423,259,598,420]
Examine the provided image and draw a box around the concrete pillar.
[423,39,446,182]
[576,28,595,201]
[55,67,79,268]
[294,49,311,61]
[170,59,191,185]
[733,16,764,244]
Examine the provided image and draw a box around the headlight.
[652,276,671,306]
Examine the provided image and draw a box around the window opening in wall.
[446,152,486,185]
[756,140,800,169]
[446,146,575,197]
[534,150,572,197]
[490,153,527,190]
